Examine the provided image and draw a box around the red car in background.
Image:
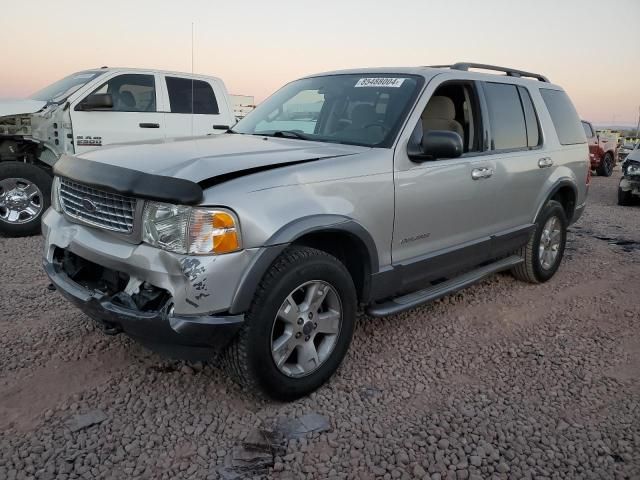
[582,120,618,176]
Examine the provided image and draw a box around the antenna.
[636,105,640,138]
[191,22,195,136]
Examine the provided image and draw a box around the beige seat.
[421,96,464,139]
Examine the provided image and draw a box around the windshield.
[30,70,104,103]
[234,74,424,147]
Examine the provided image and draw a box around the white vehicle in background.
[0,67,237,236]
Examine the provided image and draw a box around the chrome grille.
[59,178,136,233]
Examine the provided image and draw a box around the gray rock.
[65,410,108,432]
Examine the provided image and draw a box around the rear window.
[581,121,594,138]
[483,82,527,150]
[540,89,585,145]
[166,77,219,114]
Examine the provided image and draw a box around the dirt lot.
[1,171,638,480]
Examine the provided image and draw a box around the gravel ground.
[1,171,639,480]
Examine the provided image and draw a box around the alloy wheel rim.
[270,280,342,378]
[538,215,562,270]
[0,177,43,224]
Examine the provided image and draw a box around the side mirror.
[76,93,113,111]
[408,129,463,162]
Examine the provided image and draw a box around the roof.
[303,63,562,89]
[88,67,224,82]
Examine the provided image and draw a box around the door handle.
[213,124,230,130]
[139,123,160,128]
[471,167,494,180]
[538,157,554,168]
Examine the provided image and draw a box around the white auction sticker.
[354,78,406,88]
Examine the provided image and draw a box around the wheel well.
[292,231,371,303]
[551,186,576,220]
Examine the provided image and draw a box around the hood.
[627,148,640,162]
[77,134,369,184]
[0,99,47,117]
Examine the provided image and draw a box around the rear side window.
[518,86,541,148]
[582,121,594,138]
[483,82,527,150]
[166,77,220,114]
[540,89,585,145]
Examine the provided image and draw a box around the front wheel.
[222,246,357,400]
[511,200,567,284]
[0,162,52,237]
[597,153,614,177]
[618,185,633,206]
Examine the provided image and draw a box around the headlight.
[626,164,640,176]
[51,176,62,213]
[142,202,241,255]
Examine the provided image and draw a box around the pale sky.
[2,0,639,125]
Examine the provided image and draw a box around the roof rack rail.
[428,63,549,82]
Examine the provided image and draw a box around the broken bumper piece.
[44,257,243,360]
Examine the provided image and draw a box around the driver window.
[89,74,156,113]
[420,83,481,153]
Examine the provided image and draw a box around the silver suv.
[43,63,589,399]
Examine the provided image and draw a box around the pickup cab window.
[166,77,219,115]
[234,74,423,147]
[91,74,156,112]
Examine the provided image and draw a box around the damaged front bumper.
[42,209,260,359]
[620,175,640,196]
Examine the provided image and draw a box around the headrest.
[351,104,376,126]
[422,96,456,121]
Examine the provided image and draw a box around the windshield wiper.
[261,130,310,140]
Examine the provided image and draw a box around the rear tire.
[618,185,633,206]
[221,246,357,400]
[511,200,567,284]
[0,162,52,237]
[597,153,614,177]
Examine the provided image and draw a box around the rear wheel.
[0,162,51,237]
[597,153,614,177]
[222,246,357,400]
[511,200,567,283]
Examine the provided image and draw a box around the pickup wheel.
[511,200,567,284]
[221,246,357,400]
[618,185,633,206]
[597,152,614,177]
[0,162,52,237]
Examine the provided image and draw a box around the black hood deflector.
[54,154,343,205]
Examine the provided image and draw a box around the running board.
[366,255,523,317]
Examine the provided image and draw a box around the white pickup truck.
[0,67,237,236]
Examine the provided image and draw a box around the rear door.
[162,76,232,138]
[480,81,545,255]
[70,73,164,154]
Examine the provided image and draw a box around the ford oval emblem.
[82,198,97,212]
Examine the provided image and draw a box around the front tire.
[0,162,52,237]
[511,200,567,284]
[597,153,614,177]
[618,185,633,206]
[222,246,357,400]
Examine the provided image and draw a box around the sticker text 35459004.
[354,78,406,88]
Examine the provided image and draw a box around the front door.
[392,78,497,289]
[70,73,165,154]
